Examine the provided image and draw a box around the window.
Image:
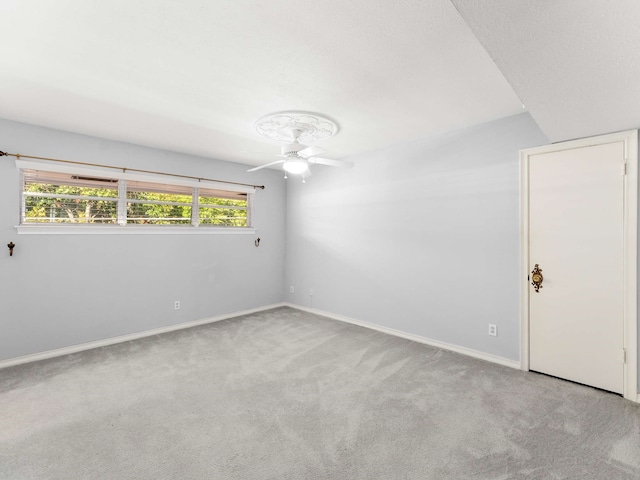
[18,163,254,233]
[23,170,119,224]
[198,187,248,227]
[125,181,194,225]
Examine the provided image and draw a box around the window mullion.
[192,187,200,227]
[246,193,254,228]
[19,169,26,224]
[118,180,127,226]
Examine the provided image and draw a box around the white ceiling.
[0,0,523,166]
[0,1,637,166]
[452,0,640,143]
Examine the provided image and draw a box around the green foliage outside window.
[126,191,193,225]
[24,183,118,223]
[24,180,248,226]
[199,194,247,226]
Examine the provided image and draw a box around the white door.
[528,141,625,394]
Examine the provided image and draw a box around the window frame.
[16,159,256,235]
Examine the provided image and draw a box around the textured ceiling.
[452,0,640,143]
[4,1,635,164]
[0,0,524,166]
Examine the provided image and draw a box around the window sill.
[15,225,256,235]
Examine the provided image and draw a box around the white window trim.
[16,225,256,235]
[15,159,256,235]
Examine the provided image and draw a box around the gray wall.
[0,119,286,361]
[285,113,547,362]
[2,113,638,392]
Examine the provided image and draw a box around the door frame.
[520,130,638,402]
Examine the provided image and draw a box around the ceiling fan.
[247,111,353,180]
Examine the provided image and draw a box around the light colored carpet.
[1,306,639,479]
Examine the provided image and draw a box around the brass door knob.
[531,264,543,292]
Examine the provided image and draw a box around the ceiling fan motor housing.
[281,143,304,157]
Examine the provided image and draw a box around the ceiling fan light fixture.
[283,159,309,174]
[248,111,351,177]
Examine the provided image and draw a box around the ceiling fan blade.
[240,151,287,158]
[298,145,327,158]
[247,160,285,172]
[307,157,354,168]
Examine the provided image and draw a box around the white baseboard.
[4,302,635,400]
[0,302,286,370]
[285,303,521,370]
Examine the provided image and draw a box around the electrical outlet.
[309,288,314,296]
[289,286,294,293]
[174,300,181,310]
[488,324,497,336]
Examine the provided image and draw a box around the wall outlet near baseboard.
[488,324,497,336]
[289,286,294,294]
[309,288,314,296]
[174,300,181,310]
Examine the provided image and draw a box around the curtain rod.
[0,151,265,190]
